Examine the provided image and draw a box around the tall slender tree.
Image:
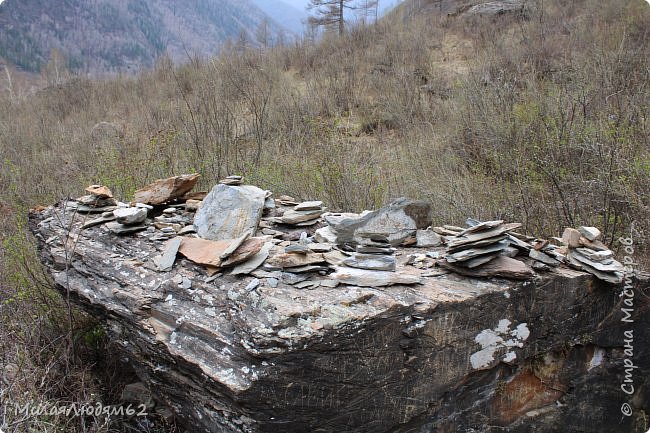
[358,0,379,25]
[308,0,355,36]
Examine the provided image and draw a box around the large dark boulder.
[29,203,650,432]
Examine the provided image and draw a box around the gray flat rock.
[314,226,338,244]
[416,230,442,248]
[568,250,623,273]
[295,201,323,211]
[440,256,534,280]
[178,226,196,236]
[566,253,623,284]
[106,222,147,235]
[447,235,507,253]
[578,226,601,241]
[153,237,182,272]
[281,209,324,224]
[220,231,251,260]
[575,247,612,263]
[194,184,267,241]
[284,265,330,273]
[74,204,118,214]
[343,253,397,271]
[464,252,501,268]
[285,244,310,254]
[308,243,332,253]
[458,220,504,236]
[81,214,116,229]
[529,249,561,267]
[506,234,532,251]
[330,266,422,287]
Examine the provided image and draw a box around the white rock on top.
[578,226,601,242]
[113,207,148,225]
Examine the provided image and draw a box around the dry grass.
[0,1,648,431]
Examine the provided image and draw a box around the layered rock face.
[30,199,649,433]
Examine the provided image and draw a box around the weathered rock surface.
[29,204,650,433]
[134,173,200,205]
[194,184,267,241]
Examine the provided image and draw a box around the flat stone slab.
[330,266,421,286]
[178,237,263,269]
[194,184,267,241]
[134,173,200,205]
[153,237,182,272]
[343,253,397,271]
[294,201,323,211]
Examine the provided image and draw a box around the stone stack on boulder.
[107,205,149,235]
[342,235,397,271]
[563,226,624,284]
[441,220,534,279]
[219,175,243,186]
[280,201,326,227]
[74,185,118,213]
[431,225,465,244]
[152,206,194,238]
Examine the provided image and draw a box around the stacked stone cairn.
[444,220,522,269]
[75,185,117,213]
[107,204,150,235]
[342,234,397,272]
[219,175,243,186]
[69,174,628,290]
[562,226,624,284]
[279,200,326,227]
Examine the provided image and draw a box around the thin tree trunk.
[339,0,344,35]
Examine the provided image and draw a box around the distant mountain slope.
[0,0,288,73]
[250,0,307,35]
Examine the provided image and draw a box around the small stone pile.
[153,206,194,239]
[432,225,464,241]
[563,226,624,284]
[444,220,521,268]
[343,235,397,271]
[280,201,326,227]
[219,175,243,186]
[526,239,565,271]
[75,185,117,213]
[106,204,150,235]
[440,220,534,279]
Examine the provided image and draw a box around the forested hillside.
[0,0,288,73]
